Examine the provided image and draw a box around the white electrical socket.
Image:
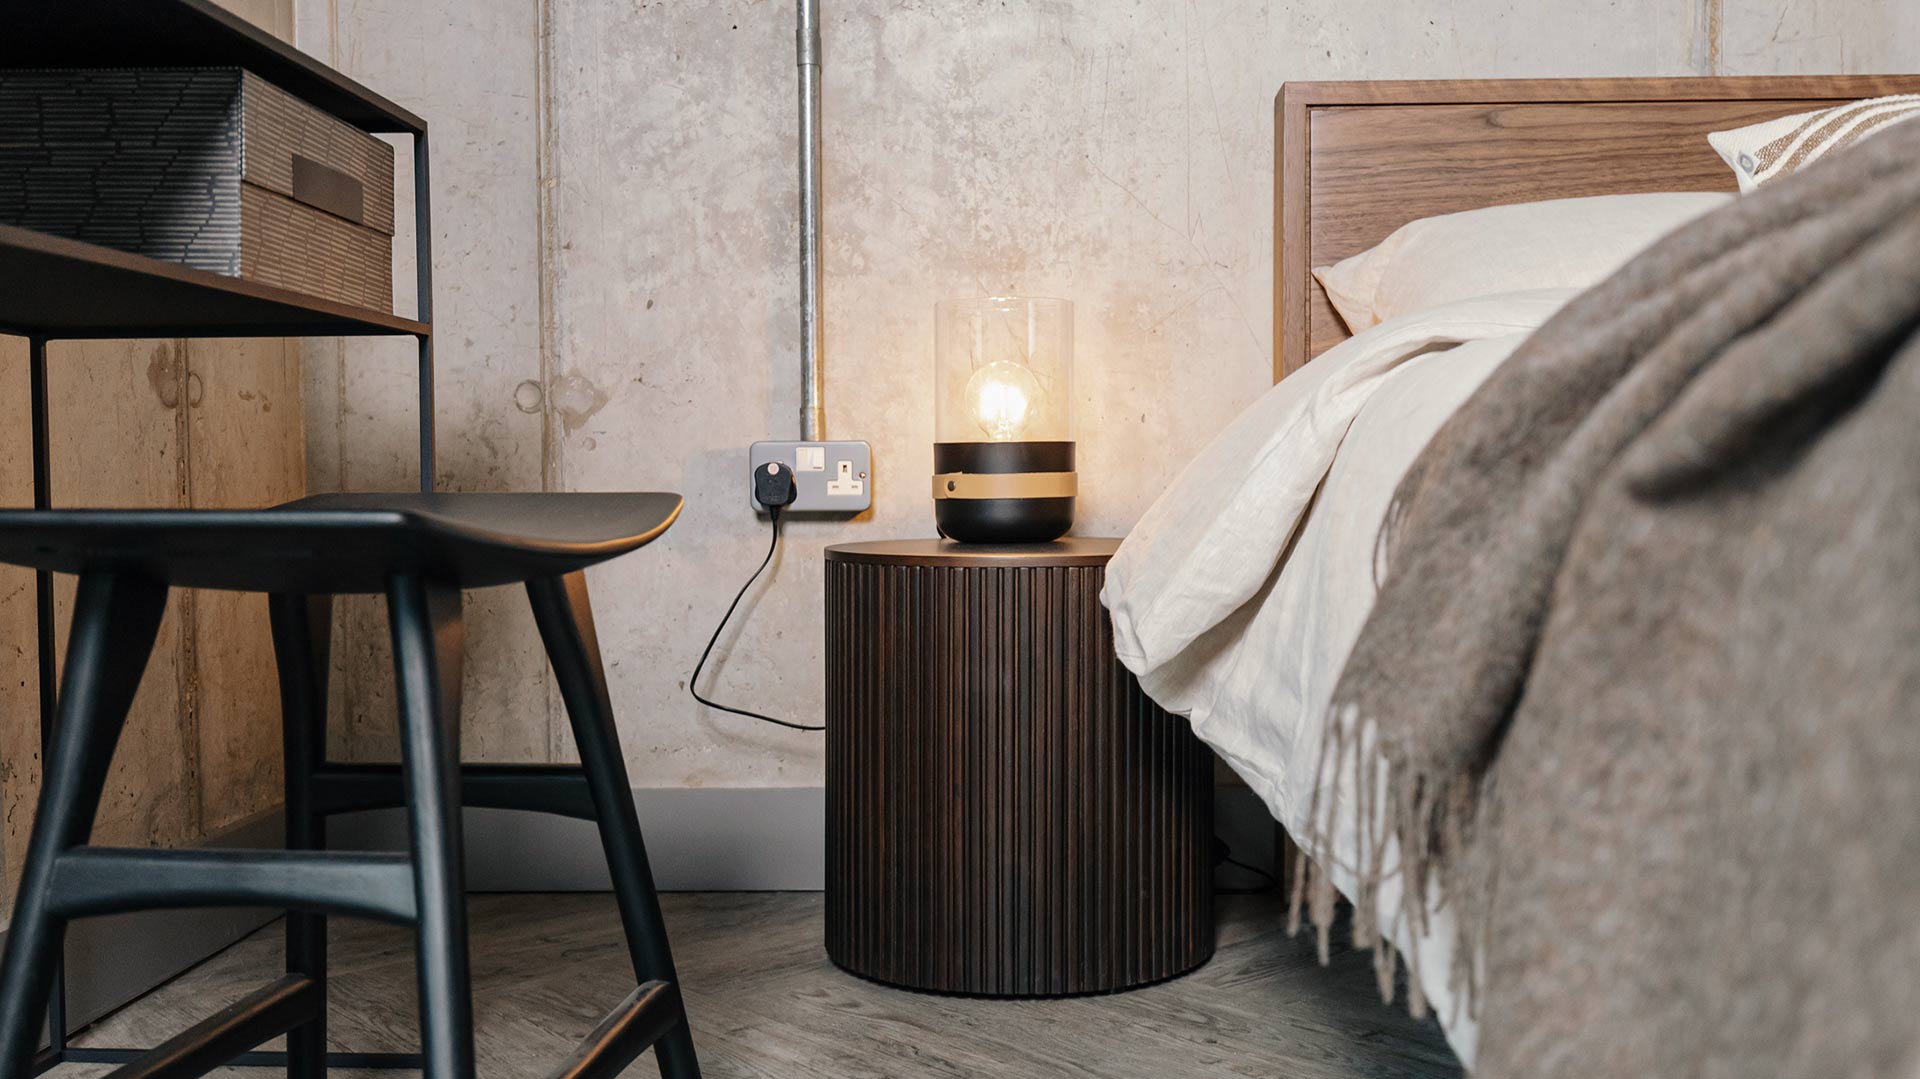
[749,440,872,513]
[826,459,861,497]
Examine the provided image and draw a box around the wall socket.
[749,440,873,513]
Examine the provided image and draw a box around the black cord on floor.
[1213,835,1281,895]
[689,508,825,732]
[1219,854,1281,895]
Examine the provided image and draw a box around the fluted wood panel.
[825,544,1214,996]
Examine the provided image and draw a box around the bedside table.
[823,538,1215,996]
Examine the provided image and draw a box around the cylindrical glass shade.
[932,297,1076,544]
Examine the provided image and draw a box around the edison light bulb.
[965,360,1041,441]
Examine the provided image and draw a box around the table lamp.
[932,296,1076,543]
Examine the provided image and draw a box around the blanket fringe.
[1289,704,1494,1025]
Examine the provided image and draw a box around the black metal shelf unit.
[3,1,435,1072]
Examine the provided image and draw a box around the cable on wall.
[689,465,825,733]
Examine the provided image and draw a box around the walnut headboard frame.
[1273,76,1920,381]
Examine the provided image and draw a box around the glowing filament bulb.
[966,360,1040,441]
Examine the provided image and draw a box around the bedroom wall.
[292,0,1919,793]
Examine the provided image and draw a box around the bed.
[1102,75,1920,1069]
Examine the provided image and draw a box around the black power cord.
[688,464,825,733]
[1213,836,1281,895]
[1220,853,1280,894]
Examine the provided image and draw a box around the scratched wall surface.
[295,0,1918,788]
[0,0,303,929]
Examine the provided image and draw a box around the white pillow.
[1102,288,1579,682]
[1709,95,1920,193]
[1311,193,1732,333]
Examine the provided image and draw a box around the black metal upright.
[24,335,63,1066]
[414,130,435,493]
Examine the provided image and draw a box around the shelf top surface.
[0,225,425,340]
[1,0,425,133]
[827,537,1121,567]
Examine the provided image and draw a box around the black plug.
[753,460,797,511]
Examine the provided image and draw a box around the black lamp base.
[935,497,1074,544]
[932,441,1076,545]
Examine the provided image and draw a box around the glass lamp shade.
[932,296,1076,543]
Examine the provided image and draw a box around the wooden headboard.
[1273,76,1920,380]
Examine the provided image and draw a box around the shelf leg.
[26,335,67,1056]
[413,130,435,493]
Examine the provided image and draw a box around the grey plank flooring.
[53,892,1461,1079]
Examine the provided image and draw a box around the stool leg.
[387,575,474,1079]
[270,594,333,1079]
[527,572,701,1079]
[0,572,168,1078]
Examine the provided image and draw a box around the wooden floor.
[58,892,1461,1079]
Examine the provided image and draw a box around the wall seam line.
[1707,0,1724,74]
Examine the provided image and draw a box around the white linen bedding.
[1102,289,1577,1063]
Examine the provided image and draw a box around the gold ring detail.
[932,472,1078,500]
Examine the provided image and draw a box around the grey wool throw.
[1307,118,1920,1078]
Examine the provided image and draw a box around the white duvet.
[1102,289,1579,1064]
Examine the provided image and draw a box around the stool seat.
[0,491,703,1079]
[0,491,682,593]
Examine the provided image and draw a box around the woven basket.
[0,67,396,312]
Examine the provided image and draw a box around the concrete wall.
[294,0,1918,788]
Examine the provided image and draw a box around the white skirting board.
[328,786,833,891]
[4,785,1280,1040]
[327,785,1282,893]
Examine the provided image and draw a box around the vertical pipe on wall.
[797,0,827,441]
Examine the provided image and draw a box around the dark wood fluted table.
[824,538,1215,997]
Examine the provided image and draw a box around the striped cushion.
[1709,95,1920,193]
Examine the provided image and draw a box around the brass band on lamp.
[932,472,1079,499]
[933,297,1076,544]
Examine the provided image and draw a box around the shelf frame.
[5,2,437,1070]
[0,226,432,341]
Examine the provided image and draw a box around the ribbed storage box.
[0,67,395,311]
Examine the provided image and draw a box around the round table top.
[825,536,1120,567]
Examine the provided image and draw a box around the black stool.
[0,493,700,1079]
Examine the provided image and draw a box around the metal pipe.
[797,0,826,441]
